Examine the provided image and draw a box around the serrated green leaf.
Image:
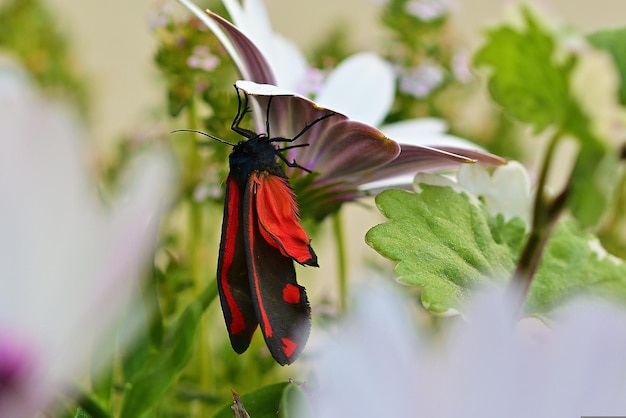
[366,187,516,313]
[487,213,527,257]
[526,220,626,316]
[213,383,290,418]
[474,6,612,226]
[367,183,626,316]
[589,27,626,105]
[474,7,574,132]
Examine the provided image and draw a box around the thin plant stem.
[186,100,203,293]
[332,210,348,313]
[184,100,212,417]
[510,129,566,307]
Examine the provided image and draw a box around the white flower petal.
[457,163,491,195]
[381,119,486,150]
[307,284,626,418]
[0,62,173,416]
[272,34,308,90]
[381,118,448,137]
[315,52,395,126]
[222,0,307,90]
[458,161,532,224]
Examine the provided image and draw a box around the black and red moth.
[216,85,334,365]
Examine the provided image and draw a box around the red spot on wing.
[244,171,314,365]
[219,177,246,335]
[282,283,301,304]
[281,338,298,359]
[253,174,317,266]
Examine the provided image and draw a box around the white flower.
[0,60,173,417]
[457,161,533,225]
[175,0,504,203]
[307,284,626,417]
[179,0,478,142]
[399,61,446,98]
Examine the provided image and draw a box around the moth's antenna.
[171,129,235,146]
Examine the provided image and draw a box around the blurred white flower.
[187,46,220,71]
[176,0,503,200]
[219,0,396,126]
[406,0,450,21]
[457,161,533,225]
[399,61,446,99]
[178,0,479,139]
[0,61,173,417]
[307,284,626,417]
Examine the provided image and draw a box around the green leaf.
[213,383,290,418]
[120,330,151,384]
[567,128,611,226]
[474,6,612,226]
[74,408,91,418]
[279,383,312,418]
[119,297,203,418]
[526,219,626,316]
[589,27,626,105]
[474,7,575,132]
[366,183,626,316]
[365,186,517,313]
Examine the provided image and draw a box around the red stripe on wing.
[254,174,318,266]
[244,172,312,365]
[217,175,258,353]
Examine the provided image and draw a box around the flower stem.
[186,101,203,292]
[332,211,348,313]
[184,100,212,417]
[510,129,567,307]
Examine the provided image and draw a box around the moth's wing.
[243,173,312,365]
[217,175,258,353]
[255,175,317,266]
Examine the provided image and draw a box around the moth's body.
[215,87,331,365]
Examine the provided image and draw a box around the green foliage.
[527,220,626,316]
[381,0,449,56]
[589,27,626,105]
[74,408,91,418]
[366,185,520,313]
[279,383,312,418]
[0,0,89,112]
[367,182,626,317]
[119,284,215,418]
[212,383,286,418]
[380,0,455,123]
[474,9,575,132]
[153,15,237,120]
[474,6,615,227]
[12,0,626,416]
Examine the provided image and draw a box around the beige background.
[2,0,622,144]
